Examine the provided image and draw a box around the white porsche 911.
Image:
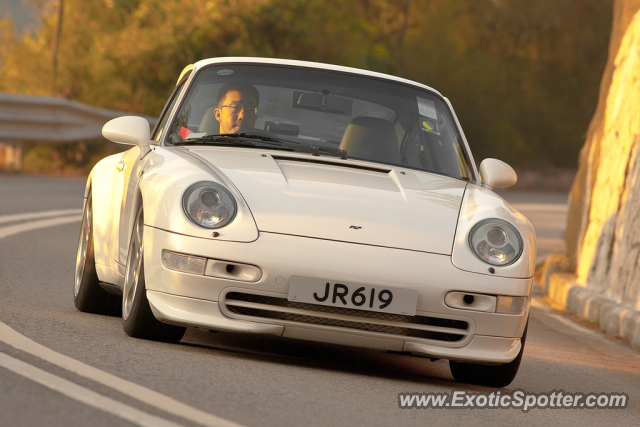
[74,57,535,387]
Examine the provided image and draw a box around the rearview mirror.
[479,158,517,189]
[102,116,151,157]
[292,91,353,116]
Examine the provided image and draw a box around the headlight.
[182,181,237,229]
[468,219,522,266]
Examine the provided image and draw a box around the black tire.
[122,204,186,343]
[449,320,528,388]
[74,189,121,316]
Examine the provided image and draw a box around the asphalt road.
[0,173,638,427]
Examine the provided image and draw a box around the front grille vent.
[223,292,470,343]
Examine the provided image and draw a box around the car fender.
[451,184,536,279]
[137,146,259,243]
[88,152,124,277]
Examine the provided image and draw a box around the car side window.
[153,79,189,142]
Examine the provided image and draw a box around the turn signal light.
[162,250,206,275]
[162,249,262,282]
[445,292,528,314]
[496,296,527,314]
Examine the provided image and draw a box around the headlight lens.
[182,181,237,229]
[469,219,523,266]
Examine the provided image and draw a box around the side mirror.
[102,116,151,158]
[479,158,517,189]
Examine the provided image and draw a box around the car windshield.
[165,64,473,180]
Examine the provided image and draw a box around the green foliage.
[21,141,124,175]
[0,0,613,168]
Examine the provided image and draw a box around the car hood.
[186,147,467,254]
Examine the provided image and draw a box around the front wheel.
[449,320,528,388]
[122,204,186,343]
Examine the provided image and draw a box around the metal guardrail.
[0,92,157,170]
[0,92,157,142]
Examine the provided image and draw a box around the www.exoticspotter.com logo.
[398,389,628,412]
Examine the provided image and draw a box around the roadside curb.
[538,255,640,348]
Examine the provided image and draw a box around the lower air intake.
[223,292,469,342]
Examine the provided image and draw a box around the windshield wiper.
[173,133,348,159]
[234,133,348,159]
[172,135,272,149]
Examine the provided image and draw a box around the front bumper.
[144,226,531,363]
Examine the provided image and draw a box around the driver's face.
[214,90,258,134]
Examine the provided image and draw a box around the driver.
[214,83,260,134]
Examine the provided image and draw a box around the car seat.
[339,116,400,164]
[198,107,221,134]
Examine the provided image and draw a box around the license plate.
[288,276,418,316]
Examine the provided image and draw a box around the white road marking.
[546,312,601,336]
[0,352,183,427]
[511,203,568,212]
[531,300,599,336]
[531,300,640,361]
[0,323,244,427]
[0,322,243,427]
[0,215,244,427]
[0,215,83,240]
[530,299,553,311]
[0,209,82,224]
